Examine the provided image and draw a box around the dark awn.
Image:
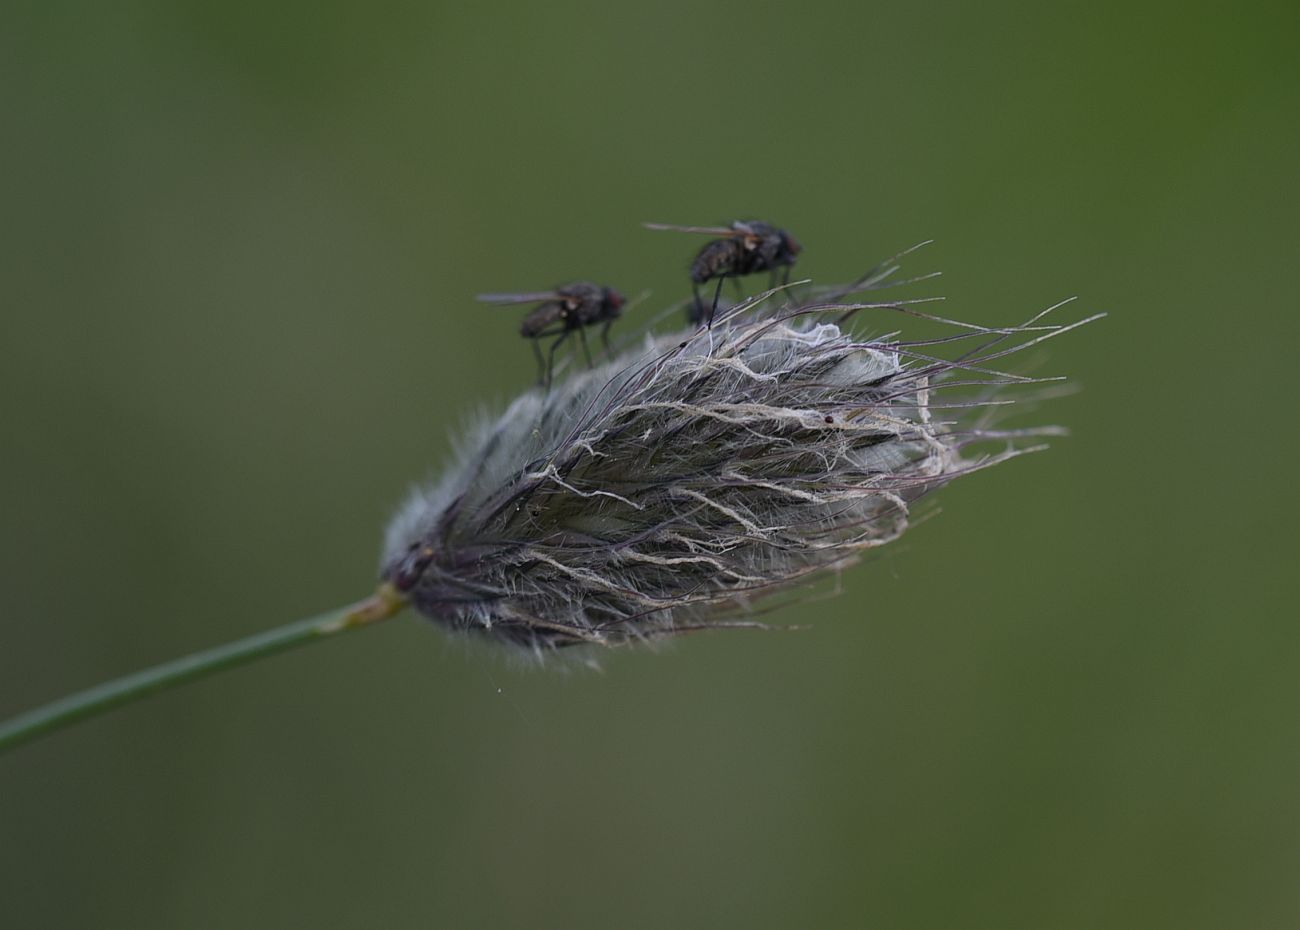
[476,281,625,386]
[644,220,802,325]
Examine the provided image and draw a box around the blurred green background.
[2,1,1297,927]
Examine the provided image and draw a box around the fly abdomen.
[520,303,565,338]
[690,239,741,284]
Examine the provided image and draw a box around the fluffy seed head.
[382,271,1097,653]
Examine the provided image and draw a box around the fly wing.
[642,222,739,237]
[475,291,561,305]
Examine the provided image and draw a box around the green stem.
[0,584,407,755]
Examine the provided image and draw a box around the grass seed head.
[382,272,1097,654]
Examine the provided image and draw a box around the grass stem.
[0,584,406,755]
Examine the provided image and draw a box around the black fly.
[476,281,625,387]
[644,220,802,325]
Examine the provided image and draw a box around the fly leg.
[576,324,593,368]
[544,329,572,389]
[528,324,564,387]
[531,338,546,386]
[709,275,726,328]
[600,319,614,359]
